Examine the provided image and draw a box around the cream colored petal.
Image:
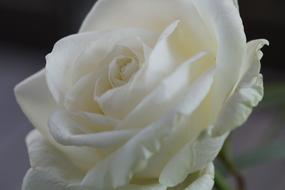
[117,184,167,190]
[14,69,101,172]
[80,0,206,34]
[160,128,227,187]
[80,0,215,66]
[183,164,214,190]
[79,112,119,130]
[184,175,214,190]
[192,0,247,121]
[48,110,136,148]
[82,112,184,189]
[95,21,183,119]
[212,39,268,136]
[14,69,56,137]
[64,73,101,113]
[135,67,215,178]
[143,21,180,83]
[46,32,105,103]
[22,130,85,190]
[46,29,156,104]
[118,52,209,129]
[81,67,214,189]
[168,163,214,190]
[23,169,84,190]
[233,0,239,9]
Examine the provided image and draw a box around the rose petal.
[117,183,167,190]
[79,0,205,33]
[14,69,109,171]
[95,21,189,119]
[233,0,239,9]
[184,175,214,190]
[81,66,215,189]
[46,29,156,104]
[159,128,227,187]
[79,0,216,72]
[14,69,56,137]
[212,39,268,136]
[79,112,119,130]
[118,52,209,129]
[46,32,104,103]
[168,163,214,190]
[192,0,247,120]
[22,130,85,190]
[48,110,137,148]
[135,65,216,178]
[64,73,102,113]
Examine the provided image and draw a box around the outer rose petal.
[14,69,103,171]
[160,128,227,187]
[23,129,215,190]
[79,0,214,64]
[14,69,56,137]
[80,0,207,34]
[213,39,268,136]
[116,184,167,190]
[24,131,215,190]
[46,32,104,103]
[184,174,214,190]
[169,163,214,190]
[192,0,247,121]
[233,0,239,9]
[22,130,85,190]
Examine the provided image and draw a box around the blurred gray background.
[0,0,284,189]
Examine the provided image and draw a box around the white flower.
[15,0,268,189]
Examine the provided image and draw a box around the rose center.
[108,55,139,87]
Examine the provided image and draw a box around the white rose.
[15,0,268,189]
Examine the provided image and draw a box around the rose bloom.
[15,0,268,189]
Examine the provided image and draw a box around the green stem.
[214,170,232,190]
[219,138,246,190]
